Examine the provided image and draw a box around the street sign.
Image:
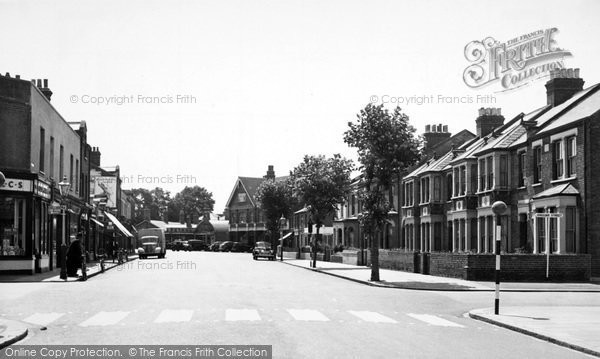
[49,207,64,215]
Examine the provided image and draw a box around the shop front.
[0,174,52,274]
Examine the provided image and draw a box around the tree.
[255,178,297,247]
[344,103,421,281]
[290,154,354,267]
[130,187,176,223]
[172,186,215,225]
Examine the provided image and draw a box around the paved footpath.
[284,258,600,357]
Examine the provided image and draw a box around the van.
[137,228,166,259]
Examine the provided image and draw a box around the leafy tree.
[344,104,421,281]
[172,186,215,225]
[290,154,354,267]
[255,178,297,247]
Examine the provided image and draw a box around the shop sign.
[34,180,51,200]
[0,178,32,193]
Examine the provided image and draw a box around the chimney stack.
[423,123,451,152]
[476,108,504,137]
[90,147,101,167]
[545,68,584,107]
[265,165,275,180]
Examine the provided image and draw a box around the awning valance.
[90,218,104,227]
[104,212,134,237]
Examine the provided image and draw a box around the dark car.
[172,240,191,251]
[188,239,209,251]
[210,241,223,252]
[231,242,252,253]
[219,241,234,252]
[253,241,275,260]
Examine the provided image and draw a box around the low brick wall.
[367,250,418,273]
[464,254,591,281]
[330,254,343,263]
[340,250,360,265]
[429,253,469,279]
[363,250,591,281]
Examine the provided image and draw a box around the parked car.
[253,241,275,260]
[210,241,223,251]
[172,240,191,251]
[219,241,234,252]
[231,242,252,253]
[188,239,209,251]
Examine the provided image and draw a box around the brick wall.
[587,113,600,277]
[366,250,591,281]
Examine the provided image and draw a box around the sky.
[2,0,600,213]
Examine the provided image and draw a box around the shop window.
[0,198,27,256]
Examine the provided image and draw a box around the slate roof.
[537,84,600,135]
[533,183,579,199]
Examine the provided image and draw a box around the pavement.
[0,255,138,283]
[284,258,600,357]
[0,254,138,349]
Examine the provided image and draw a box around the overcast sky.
[2,0,599,213]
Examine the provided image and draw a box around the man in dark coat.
[66,234,83,277]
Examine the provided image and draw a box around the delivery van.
[137,228,166,259]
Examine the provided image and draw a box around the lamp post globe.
[492,201,507,216]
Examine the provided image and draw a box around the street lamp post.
[307,217,314,268]
[279,214,287,262]
[58,176,71,281]
[491,200,507,315]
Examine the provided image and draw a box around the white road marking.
[79,311,130,327]
[287,309,329,322]
[23,313,65,326]
[407,314,464,328]
[348,311,397,324]
[154,309,194,323]
[225,309,261,321]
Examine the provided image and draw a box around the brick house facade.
[399,68,600,280]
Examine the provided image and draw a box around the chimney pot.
[443,125,448,133]
[15,75,20,79]
[425,125,431,133]
[43,79,48,88]
[36,79,42,87]
[5,72,9,77]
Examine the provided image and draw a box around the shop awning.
[90,218,104,227]
[278,232,292,242]
[104,212,134,237]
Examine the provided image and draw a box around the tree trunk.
[370,224,380,281]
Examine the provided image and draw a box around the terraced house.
[400,68,600,281]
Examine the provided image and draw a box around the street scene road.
[1,251,595,358]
